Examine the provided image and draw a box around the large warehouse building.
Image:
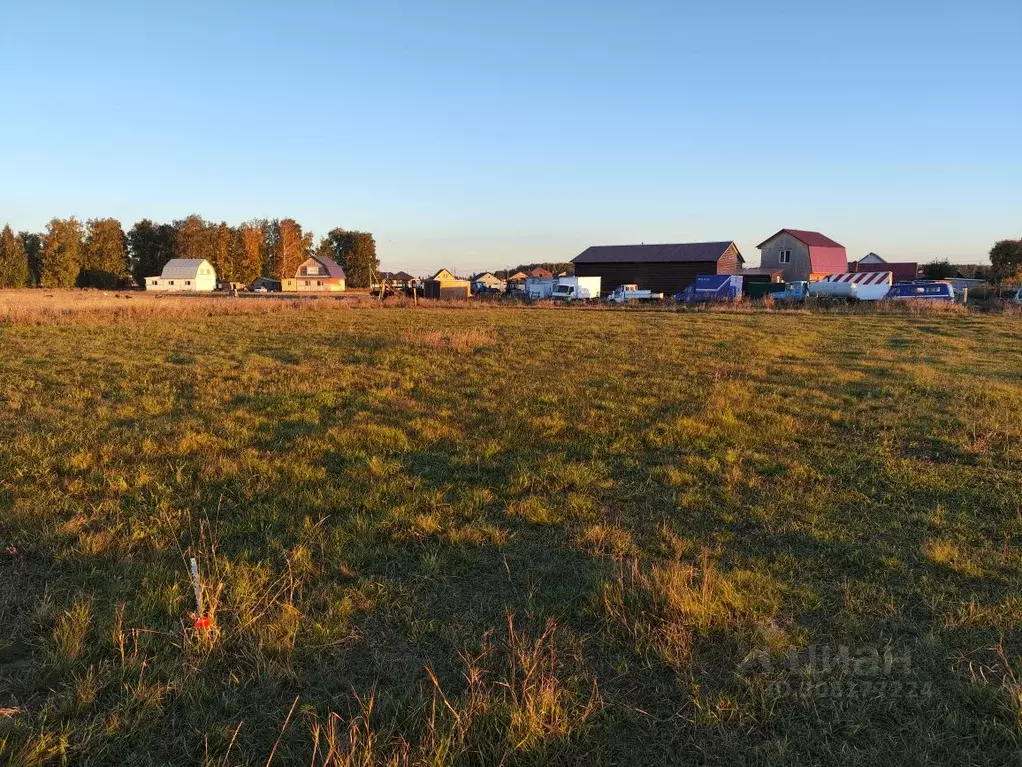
[571,241,744,296]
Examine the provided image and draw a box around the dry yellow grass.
[0,289,372,325]
[2,292,1021,764]
[3,288,1007,328]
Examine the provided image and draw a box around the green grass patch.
[0,307,1020,764]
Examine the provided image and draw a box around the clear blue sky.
[1,0,1019,273]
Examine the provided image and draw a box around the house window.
[317,280,323,286]
[168,280,175,285]
[779,249,792,264]
[304,280,311,286]
[185,280,191,285]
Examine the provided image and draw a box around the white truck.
[551,275,601,302]
[607,284,664,304]
[771,271,893,303]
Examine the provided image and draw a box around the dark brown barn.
[572,241,743,297]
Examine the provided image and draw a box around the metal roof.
[756,229,844,249]
[309,255,345,279]
[572,241,740,264]
[853,261,918,281]
[159,259,212,279]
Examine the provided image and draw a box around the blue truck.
[676,275,743,303]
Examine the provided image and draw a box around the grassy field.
[1,298,1020,765]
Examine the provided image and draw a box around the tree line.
[0,216,378,289]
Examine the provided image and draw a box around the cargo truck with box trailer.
[551,275,601,301]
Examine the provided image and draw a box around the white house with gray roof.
[145,259,217,292]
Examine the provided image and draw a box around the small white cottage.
[145,259,217,292]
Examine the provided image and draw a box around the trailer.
[524,276,555,299]
[606,284,664,304]
[886,281,955,302]
[770,272,893,303]
[818,271,893,301]
[551,275,601,301]
[676,275,743,303]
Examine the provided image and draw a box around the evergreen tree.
[0,225,30,287]
[18,232,42,285]
[261,219,276,277]
[40,217,84,288]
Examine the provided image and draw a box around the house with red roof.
[849,253,919,282]
[756,229,848,282]
[528,266,553,278]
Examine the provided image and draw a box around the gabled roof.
[572,241,741,265]
[508,271,528,280]
[160,259,213,279]
[853,261,918,281]
[430,268,458,281]
[529,267,553,277]
[757,229,844,249]
[306,255,346,278]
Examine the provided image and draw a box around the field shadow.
[255,419,324,451]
